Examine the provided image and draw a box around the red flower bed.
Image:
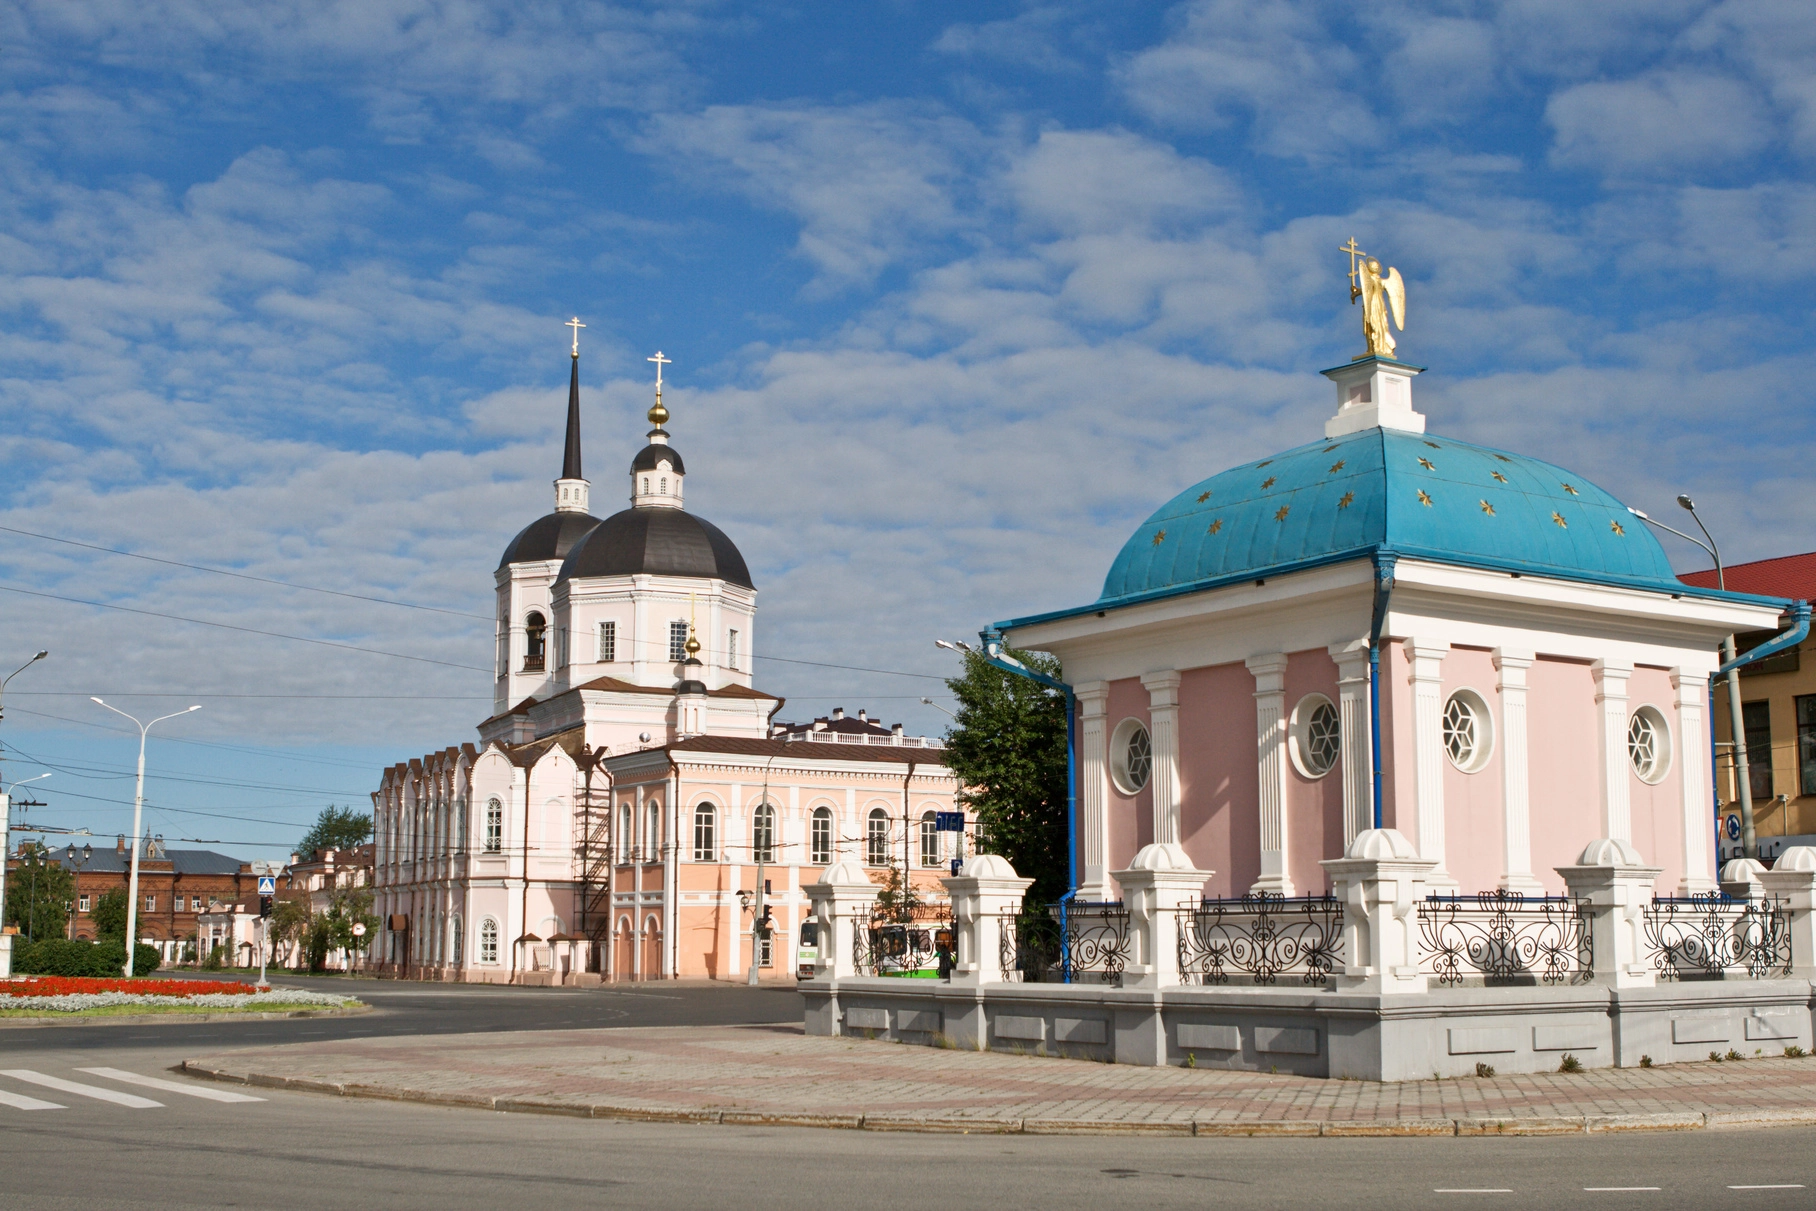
[5,977,266,998]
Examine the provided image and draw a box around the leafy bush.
[1786,1045,1807,1059]
[201,944,226,971]
[1474,1062,1495,1078]
[13,939,160,977]
[1639,1055,1654,1068]
[1557,1054,1583,1073]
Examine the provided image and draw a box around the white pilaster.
[1245,654,1293,896]
[1493,649,1543,894]
[1404,639,1453,887]
[1328,639,1373,847]
[1592,659,1634,843]
[1075,681,1111,900]
[1671,667,1716,894]
[1140,671,1183,847]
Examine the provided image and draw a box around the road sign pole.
[260,916,268,987]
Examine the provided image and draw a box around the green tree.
[941,647,1070,906]
[298,805,372,857]
[268,892,313,967]
[3,843,75,942]
[89,886,129,940]
[323,887,380,971]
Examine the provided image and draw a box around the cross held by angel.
[1340,238,1406,360]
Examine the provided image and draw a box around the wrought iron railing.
[853,906,954,977]
[1641,893,1790,980]
[1177,892,1343,987]
[1056,901,1130,987]
[999,914,1061,983]
[1416,891,1592,987]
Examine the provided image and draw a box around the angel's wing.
[1383,267,1405,331]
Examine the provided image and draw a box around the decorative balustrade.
[1416,891,1593,987]
[1057,901,1131,987]
[853,905,954,977]
[998,915,1062,984]
[1175,893,1343,987]
[1641,893,1791,980]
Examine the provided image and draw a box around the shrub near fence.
[13,939,161,978]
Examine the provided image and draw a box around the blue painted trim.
[1717,601,1811,677]
[1369,552,1396,832]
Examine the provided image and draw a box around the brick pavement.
[182,1025,1816,1136]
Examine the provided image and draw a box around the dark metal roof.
[616,735,949,767]
[631,442,685,474]
[51,847,246,876]
[498,511,600,569]
[562,353,584,480]
[556,508,752,588]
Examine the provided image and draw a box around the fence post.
[1556,838,1660,988]
[1111,843,1211,989]
[1319,828,1437,994]
[805,860,880,981]
[940,854,1033,984]
[1759,846,1816,979]
[1721,857,1768,901]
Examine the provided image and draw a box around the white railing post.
[805,860,879,980]
[1759,847,1816,979]
[1111,843,1211,988]
[1320,828,1437,994]
[940,854,1032,984]
[1556,838,1660,988]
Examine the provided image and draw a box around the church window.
[693,802,717,862]
[597,620,616,663]
[919,812,939,867]
[866,809,890,866]
[479,918,498,964]
[523,612,546,672]
[1628,707,1672,784]
[728,629,739,671]
[642,476,650,494]
[660,476,667,494]
[484,798,503,852]
[669,621,689,662]
[752,802,776,863]
[619,803,632,860]
[810,807,832,865]
[1110,719,1151,795]
[1289,695,1341,779]
[1442,690,1494,773]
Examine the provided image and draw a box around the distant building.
[21,836,255,964]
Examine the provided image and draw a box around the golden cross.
[647,350,671,393]
[566,316,585,355]
[1339,237,1366,304]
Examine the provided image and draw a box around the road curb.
[179,1059,1816,1137]
[0,1005,369,1029]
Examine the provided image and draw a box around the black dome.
[556,508,753,588]
[498,512,600,570]
[631,443,686,474]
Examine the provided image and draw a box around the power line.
[12,692,490,700]
[1,706,386,772]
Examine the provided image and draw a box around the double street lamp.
[91,699,200,978]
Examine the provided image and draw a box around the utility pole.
[748,755,778,986]
[92,700,200,977]
[0,650,48,978]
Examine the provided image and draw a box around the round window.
[1289,694,1341,779]
[1442,689,1494,773]
[1110,719,1152,795]
[1628,706,1673,784]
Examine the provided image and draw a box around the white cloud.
[1547,72,1773,176]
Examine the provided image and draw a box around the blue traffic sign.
[257,876,277,896]
[934,811,965,832]
[1725,815,1742,841]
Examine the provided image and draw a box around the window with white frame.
[920,812,939,867]
[866,808,890,866]
[145,895,156,911]
[1628,706,1673,784]
[191,896,202,911]
[451,915,463,965]
[78,895,89,913]
[1110,719,1152,795]
[619,803,633,861]
[752,802,776,863]
[479,917,498,964]
[642,475,650,495]
[1442,689,1495,773]
[728,629,739,671]
[693,802,717,862]
[669,621,689,662]
[646,802,660,858]
[1288,694,1341,779]
[484,797,503,852]
[810,806,832,865]
[597,620,616,663]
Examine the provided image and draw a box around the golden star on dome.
[1329,460,1345,473]
[1256,460,1273,468]
[1610,519,1625,536]
[1417,489,1432,506]
[1418,457,1435,470]
[1562,483,1579,495]
[1480,500,1494,515]
[1197,490,1211,503]
[1152,529,1166,545]
[1274,505,1290,521]
[1491,471,1508,483]
[1261,476,1277,489]
[1338,491,1354,509]
[1552,511,1568,528]
[1207,518,1223,534]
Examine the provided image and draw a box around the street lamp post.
[91,699,200,977]
[1629,499,1758,861]
[65,843,92,939]
[0,771,52,977]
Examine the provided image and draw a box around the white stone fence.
[805,833,1816,994]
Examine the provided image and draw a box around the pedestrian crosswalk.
[0,1067,265,1110]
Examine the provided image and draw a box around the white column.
[1592,659,1633,843]
[1140,671,1183,847]
[1404,639,1453,886]
[1493,648,1543,894]
[1075,681,1111,900]
[1671,667,1716,893]
[1245,654,1293,895]
[1328,639,1373,847]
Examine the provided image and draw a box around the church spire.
[554,318,590,514]
[631,350,686,509]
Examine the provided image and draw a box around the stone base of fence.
[801,975,1816,1082]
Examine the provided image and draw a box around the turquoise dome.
[1099,427,1679,604]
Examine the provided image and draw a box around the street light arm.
[1628,509,1717,567]
[3,651,47,690]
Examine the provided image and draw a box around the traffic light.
[259,895,273,919]
[757,905,773,936]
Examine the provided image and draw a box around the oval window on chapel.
[1442,690,1495,773]
[1628,706,1673,784]
[1110,719,1151,795]
[1290,694,1340,779]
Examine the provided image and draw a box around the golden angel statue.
[1341,239,1405,359]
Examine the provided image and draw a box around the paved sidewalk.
[184,1025,1816,1136]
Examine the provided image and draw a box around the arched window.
[479,918,499,964]
[866,808,890,866]
[523,612,547,671]
[920,811,939,867]
[752,802,776,864]
[451,915,463,965]
[619,803,633,861]
[646,801,660,858]
[660,475,668,494]
[810,806,832,866]
[483,798,503,852]
[693,802,717,862]
[642,476,650,494]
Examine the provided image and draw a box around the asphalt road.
[2,980,1812,1209]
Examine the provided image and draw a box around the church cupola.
[553,318,591,514]
[631,350,685,509]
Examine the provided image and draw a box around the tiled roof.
[634,735,949,767]
[1680,551,1816,602]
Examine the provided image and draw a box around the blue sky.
[1,0,1811,861]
